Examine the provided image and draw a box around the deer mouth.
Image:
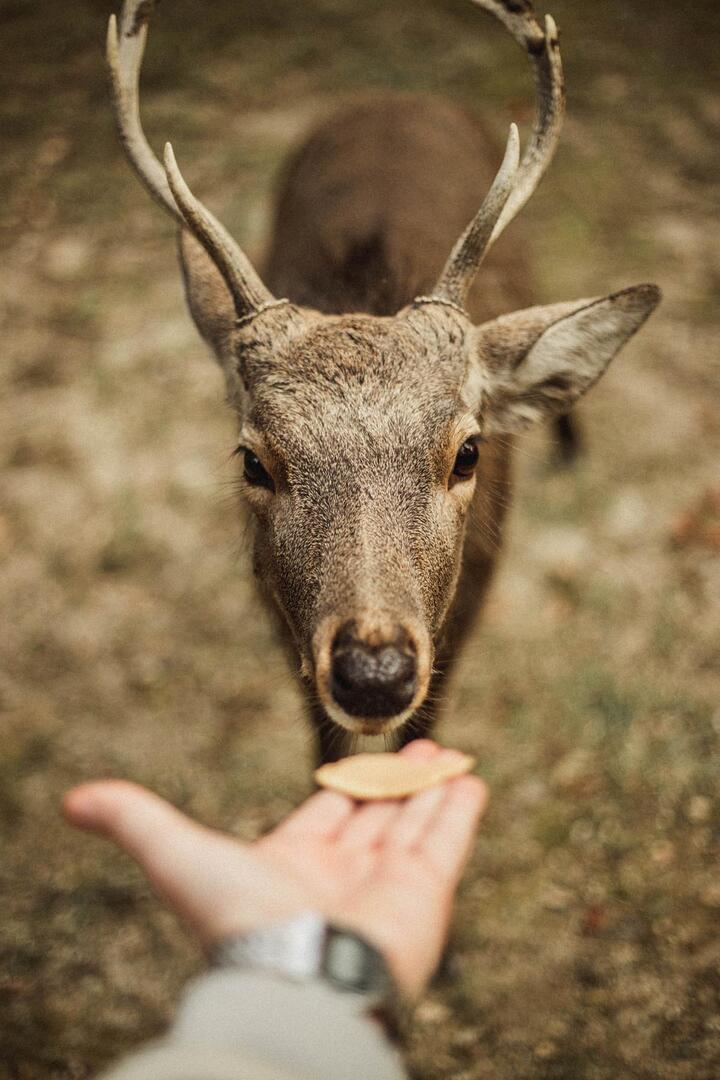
[323,701,420,738]
[312,615,432,734]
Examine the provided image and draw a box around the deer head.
[107,0,660,739]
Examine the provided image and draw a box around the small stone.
[531,526,588,576]
[515,777,546,806]
[452,1027,479,1048]
[606,490,649,542]
[686,795,712,823]
[570,819,595,844]
[416,999,452,1025]
[541,885,574,912]
[45,236,92,281]
[614,943,640,966]
[551,748,594,789]
[534,1040,557,1059]
[700,883,720,909]
[650,840,675,865]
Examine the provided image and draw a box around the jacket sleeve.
[101,969,408,1080]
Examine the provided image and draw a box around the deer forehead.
[238,312,473,455]
[238,313,469,388]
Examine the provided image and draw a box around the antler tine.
[164,143,275,314]
[107,1,276,317]
[429,1,564,308]
[106,4,182,222]
[476,1,565,251]
[433,123,520,307]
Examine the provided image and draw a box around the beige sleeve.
[101,970,408,1080]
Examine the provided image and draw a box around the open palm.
[64,741,487,997]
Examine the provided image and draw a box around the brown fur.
[179,94,659,763]
[265,94,533,321]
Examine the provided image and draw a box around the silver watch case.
[209,911,393,1001]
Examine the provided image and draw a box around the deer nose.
[330,622,417,719]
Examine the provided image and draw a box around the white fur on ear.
[477,284,661,436]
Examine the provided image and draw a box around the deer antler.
[431,123,520,307]
[106,0,276,317]
[432,0,564,307]
[163,143,279,315]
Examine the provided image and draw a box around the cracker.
[314,750,475,800]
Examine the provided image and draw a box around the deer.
[106,0,660,765]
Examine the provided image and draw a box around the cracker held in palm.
[314,751,476,800]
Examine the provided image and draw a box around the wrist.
[208,910,411,1043]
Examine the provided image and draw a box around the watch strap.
[209,912,391,1002]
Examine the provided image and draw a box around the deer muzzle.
[330,621,417,720]
[312,614,432,734]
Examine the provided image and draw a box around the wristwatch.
[208,911,406,1038]
[210,911,391,998]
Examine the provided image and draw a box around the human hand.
[63,740,487,998]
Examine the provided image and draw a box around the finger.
[337,744,464,848]
[398,739,442,760]
[270,790,355,843]
[385,750,472,851]
[63,780,204,851]
[63,781,249,934]
[420,776,488,879]
[385,783,446,851]
[330,742,441,847]
[338,799,403,848]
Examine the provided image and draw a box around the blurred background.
[1,0,719,1076]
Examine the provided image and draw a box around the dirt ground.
[1,0,719,1077]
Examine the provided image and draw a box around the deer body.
[109,1,660,764]
[265,94,534,320]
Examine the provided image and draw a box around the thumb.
[64,780,211,866]
[63,781,252,942]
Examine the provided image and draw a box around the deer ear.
[177,229,236,365]
[470,284,661,435]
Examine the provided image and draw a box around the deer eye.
[241,448,275,491]
[452,439,480,479]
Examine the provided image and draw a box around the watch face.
[323,928,391,995]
